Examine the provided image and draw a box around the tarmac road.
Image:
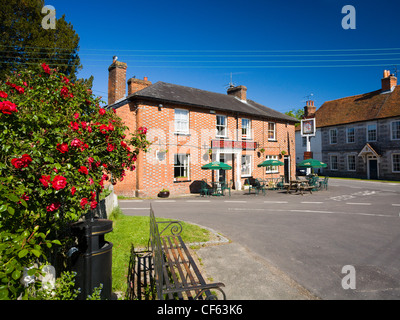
[119,178,400,300]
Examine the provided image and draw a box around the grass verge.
[105,207,211,295]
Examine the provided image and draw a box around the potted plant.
[259,148,265,153]
[158,188,170,198]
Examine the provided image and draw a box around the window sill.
[174,132,191,136]
[268,139,277,142]
[173,180,191,183]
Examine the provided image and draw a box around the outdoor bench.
[147,206,226,300]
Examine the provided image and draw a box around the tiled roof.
[123,81,297,123]
[315,85,400,128]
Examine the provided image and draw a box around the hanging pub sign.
[211,140,257,150]
[301,118,316,137]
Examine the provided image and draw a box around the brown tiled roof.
[110,81,298,123]
[315,85,400,128]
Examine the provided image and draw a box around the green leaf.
[11,270,21,281]
[7,206,15,215]
[31,249,41,258]
[18,249,28,258]
[7,194,19,203]
[0,205,7,212]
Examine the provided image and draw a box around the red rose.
[108,124,114,131]
[80,198,88,208]
[99,124,109,134]
[0,101,18,114]
[71,186,76,195]
[107,143,114,152]
[71,138,82,147]
[73,112,79,119]
[63,76,70,84]
[41,63,51,75]
[60,86,69,98]
[47,202,61,212]
[99,108,106,115]
[138,126,147,134]
[11,154,32,169]
[78,166,89,175]
[40,175,51,187]
[51,175,67,190]
[70,122,80,131]
[0,91,8,98]
[120,141,127,149]
[90,201,97,209]
[56,143,69,153]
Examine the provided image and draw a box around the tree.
[0,0,82,82]
[285,108,304,126]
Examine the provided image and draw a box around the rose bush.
[0,63,149,299]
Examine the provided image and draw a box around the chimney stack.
[304,100,316,118]
[381,69,397,92]
[108,57,127,105]
[127,76,152,95]
[227,85,247,101]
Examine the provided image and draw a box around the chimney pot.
[381,69,397,92]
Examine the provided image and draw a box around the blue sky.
[49,0,400,113]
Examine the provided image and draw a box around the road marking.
[228,208,393,217]
[301,201,324,204]
[224,200,247,203]
[264,201,288,204]
[154,200,176,202]
[186,200,211,202]
[346,203,371,205]
[392,204,400,206]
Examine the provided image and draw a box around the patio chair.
[200,179,211,197]
[254,179,266,196]
[319,176,329,190]
[308,176,321,191]
[276,177,285,190]
[221,180,232,197]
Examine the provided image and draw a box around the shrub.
[0,64,149,299]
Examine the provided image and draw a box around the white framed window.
[174,109,189,134]
[329,129,337,144]
[174,154,190,179]
[216,115,227,137]
[268,122,276,141]
[330,155,338,170]
[242,118,251,139]
[391,121,400,140]
[347,127,355,143]
[241,154,252,177]
[347,155,356,171]
[392,153,400,172]
[367,123,377,142]
[265,155,279,173]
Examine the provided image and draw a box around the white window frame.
[392,153,400,173]
[241,118,252,140]
[367,123,377,142]
[268,122,276,141]
[265,155,279,173]
[330,155,338,171]
[216,115,227,138]
[391,120,400,140]
[329,129,337,144]
[241,154,252,177]
[174,109,189,134]
[346,127,355,143]
[347,154,356,171]
[174,154,190,179]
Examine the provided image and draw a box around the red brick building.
[107,58,298,197]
